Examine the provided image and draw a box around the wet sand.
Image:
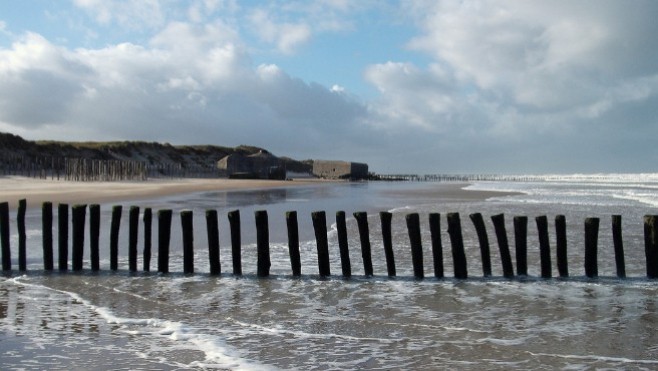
[381,182,523,201]
[0,176,329,209]
[0,177,520,210]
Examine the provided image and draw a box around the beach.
[0,176,330,208]
[3,175,658,369]
[0,176,517,209]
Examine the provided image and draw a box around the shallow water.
[2,178,658,369]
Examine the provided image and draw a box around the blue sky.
[1,1,658,174]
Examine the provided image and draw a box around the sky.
[1,0,658,174]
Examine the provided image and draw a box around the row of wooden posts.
[2,200,658,279]
[0,155,221,181]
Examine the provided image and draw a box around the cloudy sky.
[1,1,657,174]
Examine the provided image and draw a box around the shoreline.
[380,182,524,201]
[0,176,333,209]
[0,176,521,210]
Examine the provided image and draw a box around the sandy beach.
[380,182,523,201]
[0,176,329,209]
[0,176,521,211]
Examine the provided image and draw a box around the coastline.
[0,176,332,209]
[381,182,524,201]
[0,177,521,210]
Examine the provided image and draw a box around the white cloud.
[187,0,239,23]
[0,20,368,159]
[2,1,658,173]
[356,0,658,172]
[365,62,460,131]
[404,0,658,112]
[330,84,344,93]
[248,9,311,54]
[73,0,165,30]
[0,33,92,127]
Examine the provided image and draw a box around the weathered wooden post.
[158,209,172,274]
[89,204,100,271]
[336,211,351,278]
[228,210,242,275]
[0,202,10,271]
[514,216,528,276]
[143,208,152,272]
[312,211,331,277]
[379,211,396,277]
[555,215,568,277]
[286,211,301,276]
[58,203,69,271]
[469,213,492,277]
[181,210,194,274]
[406,213,424,279]
[17,199,26,271]
[42,202,53,270]
[428,213,444,278]
[491,214,514,278]
[353,212,374,276]
[644,215,658,278]
[612,215,626,278]
[206,210,221,275]
[71,204,86,271]
[447,213,467,279]
[129,206,140,272]
[584,217,599,278]
[110,205,122,271]
[536,215,552,278]
[255,210,270,277]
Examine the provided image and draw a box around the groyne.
[1,200,656,279]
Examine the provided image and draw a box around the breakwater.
[2,199,658,279]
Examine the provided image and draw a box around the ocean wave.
[8,276,272,370]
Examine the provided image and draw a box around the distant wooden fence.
[1,199,658,279]
[0,155,221,180]
[373,174,548,182]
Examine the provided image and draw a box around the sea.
[2,174,658,370]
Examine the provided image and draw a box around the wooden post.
[143,208,152,272]
[128,206,140,272]
[286,211,301,276]
[469,213,492,277]
[447,213,467,279]
[255,210,270,277]
[428,213,444,278]
[71,204,86,271]
[58,203,69,271]
[584,217,599,278]
[555,215,568,277]
[206,209,221,275]
[353,211,373,276]
[336,211,351,278]
[536,215,552,278]
[42,202,53,270]
[158,209,172,274]
[228,210,242,276]
[312,211,331,277]
[0,202,10,271]
[491,214,514,278]
[17,199,26,271]
[612,215,626,278]
[514,216,528,276]
[89,204,100,271]
[406,213,424,279]
[181,210,194,274]
[645,215,658,278]
[110,205,122,271]
[380,211,396,277]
